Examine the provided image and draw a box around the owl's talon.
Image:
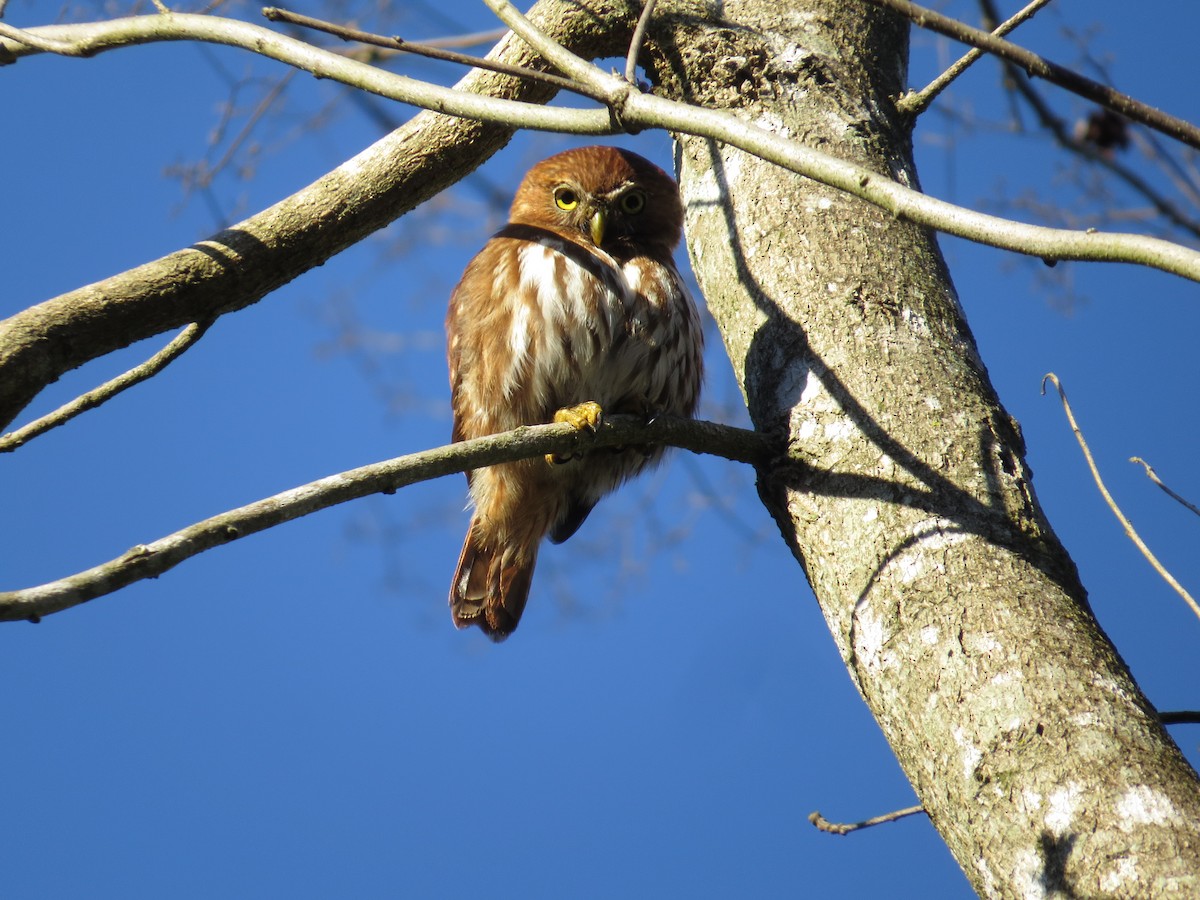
[554,401,604,432]
[545,402,604,466]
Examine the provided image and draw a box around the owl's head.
[510,146,685,257]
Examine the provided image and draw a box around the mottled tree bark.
[651,1,1200,895]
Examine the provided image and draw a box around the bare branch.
[10,6,1196,289]
[900,0,1053,117]
[480,0,1200,280]
[808,805,927,835]
[0,14,613,133]
[0,415,777,623]
[7,6,1200,289]
[0,321,212,454]
[1130,457,1200,519]
[862,0,1200,152]
[1041,374,1200,624]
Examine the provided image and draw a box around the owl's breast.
[504,238,700,419]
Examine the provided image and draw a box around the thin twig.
[1127,126,1200,212]
[0,13,616,133]
[863,0,1200,153]
[997,64,1200,242]
[328,29,510,68]
[1041,374,1200,624]
[1130,457,1200,519]
[419,28,508,51]
[623,0,658,85]
[0,321,213,454]
[262,7,607,103]
[808,805,926,835]
[901,0,1053,117]
[0,415,778,622]
[201,70,294,191]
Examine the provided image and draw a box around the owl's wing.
[446,237,519,445]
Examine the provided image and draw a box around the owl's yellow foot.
[555,401,603,431]
[546,401,604,465]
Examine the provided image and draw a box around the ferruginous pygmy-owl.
[445,146,704,640]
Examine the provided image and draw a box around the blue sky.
[3,1,1198,897]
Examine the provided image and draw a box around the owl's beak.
[588,208,606,246]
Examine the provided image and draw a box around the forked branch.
[0,321,212,453]
[901,0,1053,116]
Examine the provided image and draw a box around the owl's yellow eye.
[554,187,579,211]
[619,190,646,214]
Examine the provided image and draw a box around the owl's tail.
[449,520,536,642]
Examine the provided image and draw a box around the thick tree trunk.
[651,1,1200,895]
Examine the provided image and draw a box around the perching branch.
[0,415,777,623]
[1042,374,1200,624]
[861,0,1200,153]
